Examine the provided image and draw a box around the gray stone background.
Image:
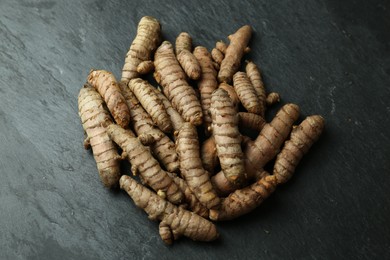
[1,0,389,259]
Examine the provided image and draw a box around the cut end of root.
[209,209,219,221]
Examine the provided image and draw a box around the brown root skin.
[193,46,218,133]
[175,32,192,55]
[218,25,252,83]
[154,41,203,125]
[128,78,172,133]
[238,112,266,132]
[245,61,266,117]
[176,123,221,210]
[212,103,300,194]
[121,16,161,83]
[152,87,184,133]
[78,85,121,188]
[218,83,240,109]
[201,137,219,175]
[119,82,179,173]
[120,175,219,244]
[210,88,246,185]
[209,175,277,221]
[266,92,281,106]
[216,40,227,54]
[274,115,325,184]
[245,103,300,175]
[87,70,130,128]
[137,60,154,75]
[177,50,201,80]
[166,171,209,218]
[233,71,261,114]
[107,124,183,204]
[211,48,224,65]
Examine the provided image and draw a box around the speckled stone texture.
[1,0,389,259]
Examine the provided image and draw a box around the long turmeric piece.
[176,123,220,209]
[121,16,161,83]
[210,175,277,221]
[120,175,219,244]
[107,124,183,204]
[245,103,300,174]
[210,88,245,184]
[218,25,252,83]
[274,115,325,184]
[119,82,179,173]
[154,41,203,125]
[193,46,218,132]
[78,85,121,188]
[87,70,130,128]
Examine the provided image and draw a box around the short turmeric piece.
[87,69,130,128]
[245,61,267,117]
[233,71,261,114]
[177,50,201,80]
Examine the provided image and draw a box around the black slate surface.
[1,0,389,259]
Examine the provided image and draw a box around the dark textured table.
[1,0,389,259]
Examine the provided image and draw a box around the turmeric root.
[218,25,252,83]
[121,16,161,83]
[210,175,277,221]
[266,92,280,106]
[166,172,209,218]
[152,87,184,133]
[274,115,325,184]
[211,48,224,65]
[119,82,179,173]
[120,175,219,244]
[176,123,220,209]
[201,137,219,175]
[154,41,203,125]
[245,103,300,177]
[137,60,154,75]
[78,85,121,188]
[215,40,227,54]
[177,50,201,80]
[210,88,245,184]
[219,82,239,109]
[245,61,266,116]
[128,78,172,133]
[238,112,266,132]
[175,32,192,55]
[87,70,130,128]
[193,46,218,132]
[233,71,261,114]
[107,124,183,204]
[211,103,300,195]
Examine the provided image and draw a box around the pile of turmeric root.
[78,16,325,245]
